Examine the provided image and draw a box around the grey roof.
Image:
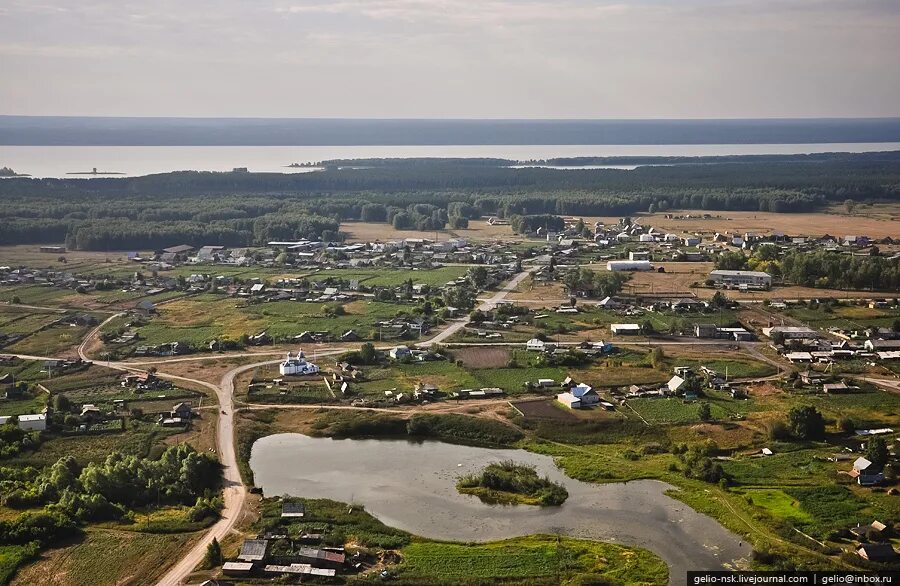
[238,539,269,561]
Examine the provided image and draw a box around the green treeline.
[780,250,900,291]
[0,444,220,548]
[1,153,899,249]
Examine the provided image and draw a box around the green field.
[398,536,667,584]
[0,544,37,586]
[130,295,416,347]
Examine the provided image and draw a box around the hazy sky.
[2,0,899,118]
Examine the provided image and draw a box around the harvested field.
[513,399,578,422]
[340,219,521,243]
[455,347,511,369]
[580,205,900,239]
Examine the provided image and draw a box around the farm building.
[282,501,305,518]
[708,269,771,288]
[279,350,320,376]
[607,260,652,272]
[611,324,641,335]
[238,539,270,562]
[0,413,46,431]
[762,326,818,340]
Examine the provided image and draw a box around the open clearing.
[10,529,196,586]
[340,220,521,243]
[582,205,900,239]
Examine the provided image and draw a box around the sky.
[1,0,900,118]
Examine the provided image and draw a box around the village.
[1,207,900,584]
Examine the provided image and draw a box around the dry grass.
[580,205,900,239]
[11,529,197,586]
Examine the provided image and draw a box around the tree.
[866,436,889,469]
[649,347,665,369]
[203,537,223,568]
[844,199,857,214]
[787,406,825,441]
[710,291,729,309]
[359,342,377,365]
[698,402,712,422]
[468,266,489,289]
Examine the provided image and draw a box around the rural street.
[422,269,531,347]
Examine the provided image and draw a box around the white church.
[279,350,320,376]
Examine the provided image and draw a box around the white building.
[525,338,546,351]
[607,260,652,272]
[611,324,641,335]
[0,413,46,432]
[279,350,320,376]
[709,270,772,288]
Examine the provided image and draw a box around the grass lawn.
[398,536,667,585]
[7,324,92,356]
[627,397,731,424]
[737,488,813,524]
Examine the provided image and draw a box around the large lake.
[250,434,749,582]
[2,143,900,178]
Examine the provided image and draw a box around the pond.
[250,434,749,582]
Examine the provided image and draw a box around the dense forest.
[0,152,898,250]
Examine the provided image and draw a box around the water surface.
[251,434,749,582]
[2,143,899,178]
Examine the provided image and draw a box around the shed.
[282,501,306,518]
[238,539,270,562]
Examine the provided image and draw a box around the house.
[557,392,582,409]
[525,338,546,351]
[389,346,412,360]
[851,457,884,486]
[340,330,360,342]
[611,324,641,335]
[849,520,887,540]
[865,339,900,352]
[171,402,193,419]
[281,501,305,518]
[238,539,270,562]
[135,300,157,316]
[570,383,599,406]
[279,351,320,376]
[667,375,686,394]
[798,370,828,386]
[857,543,897,563]
[708,269,771,288]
